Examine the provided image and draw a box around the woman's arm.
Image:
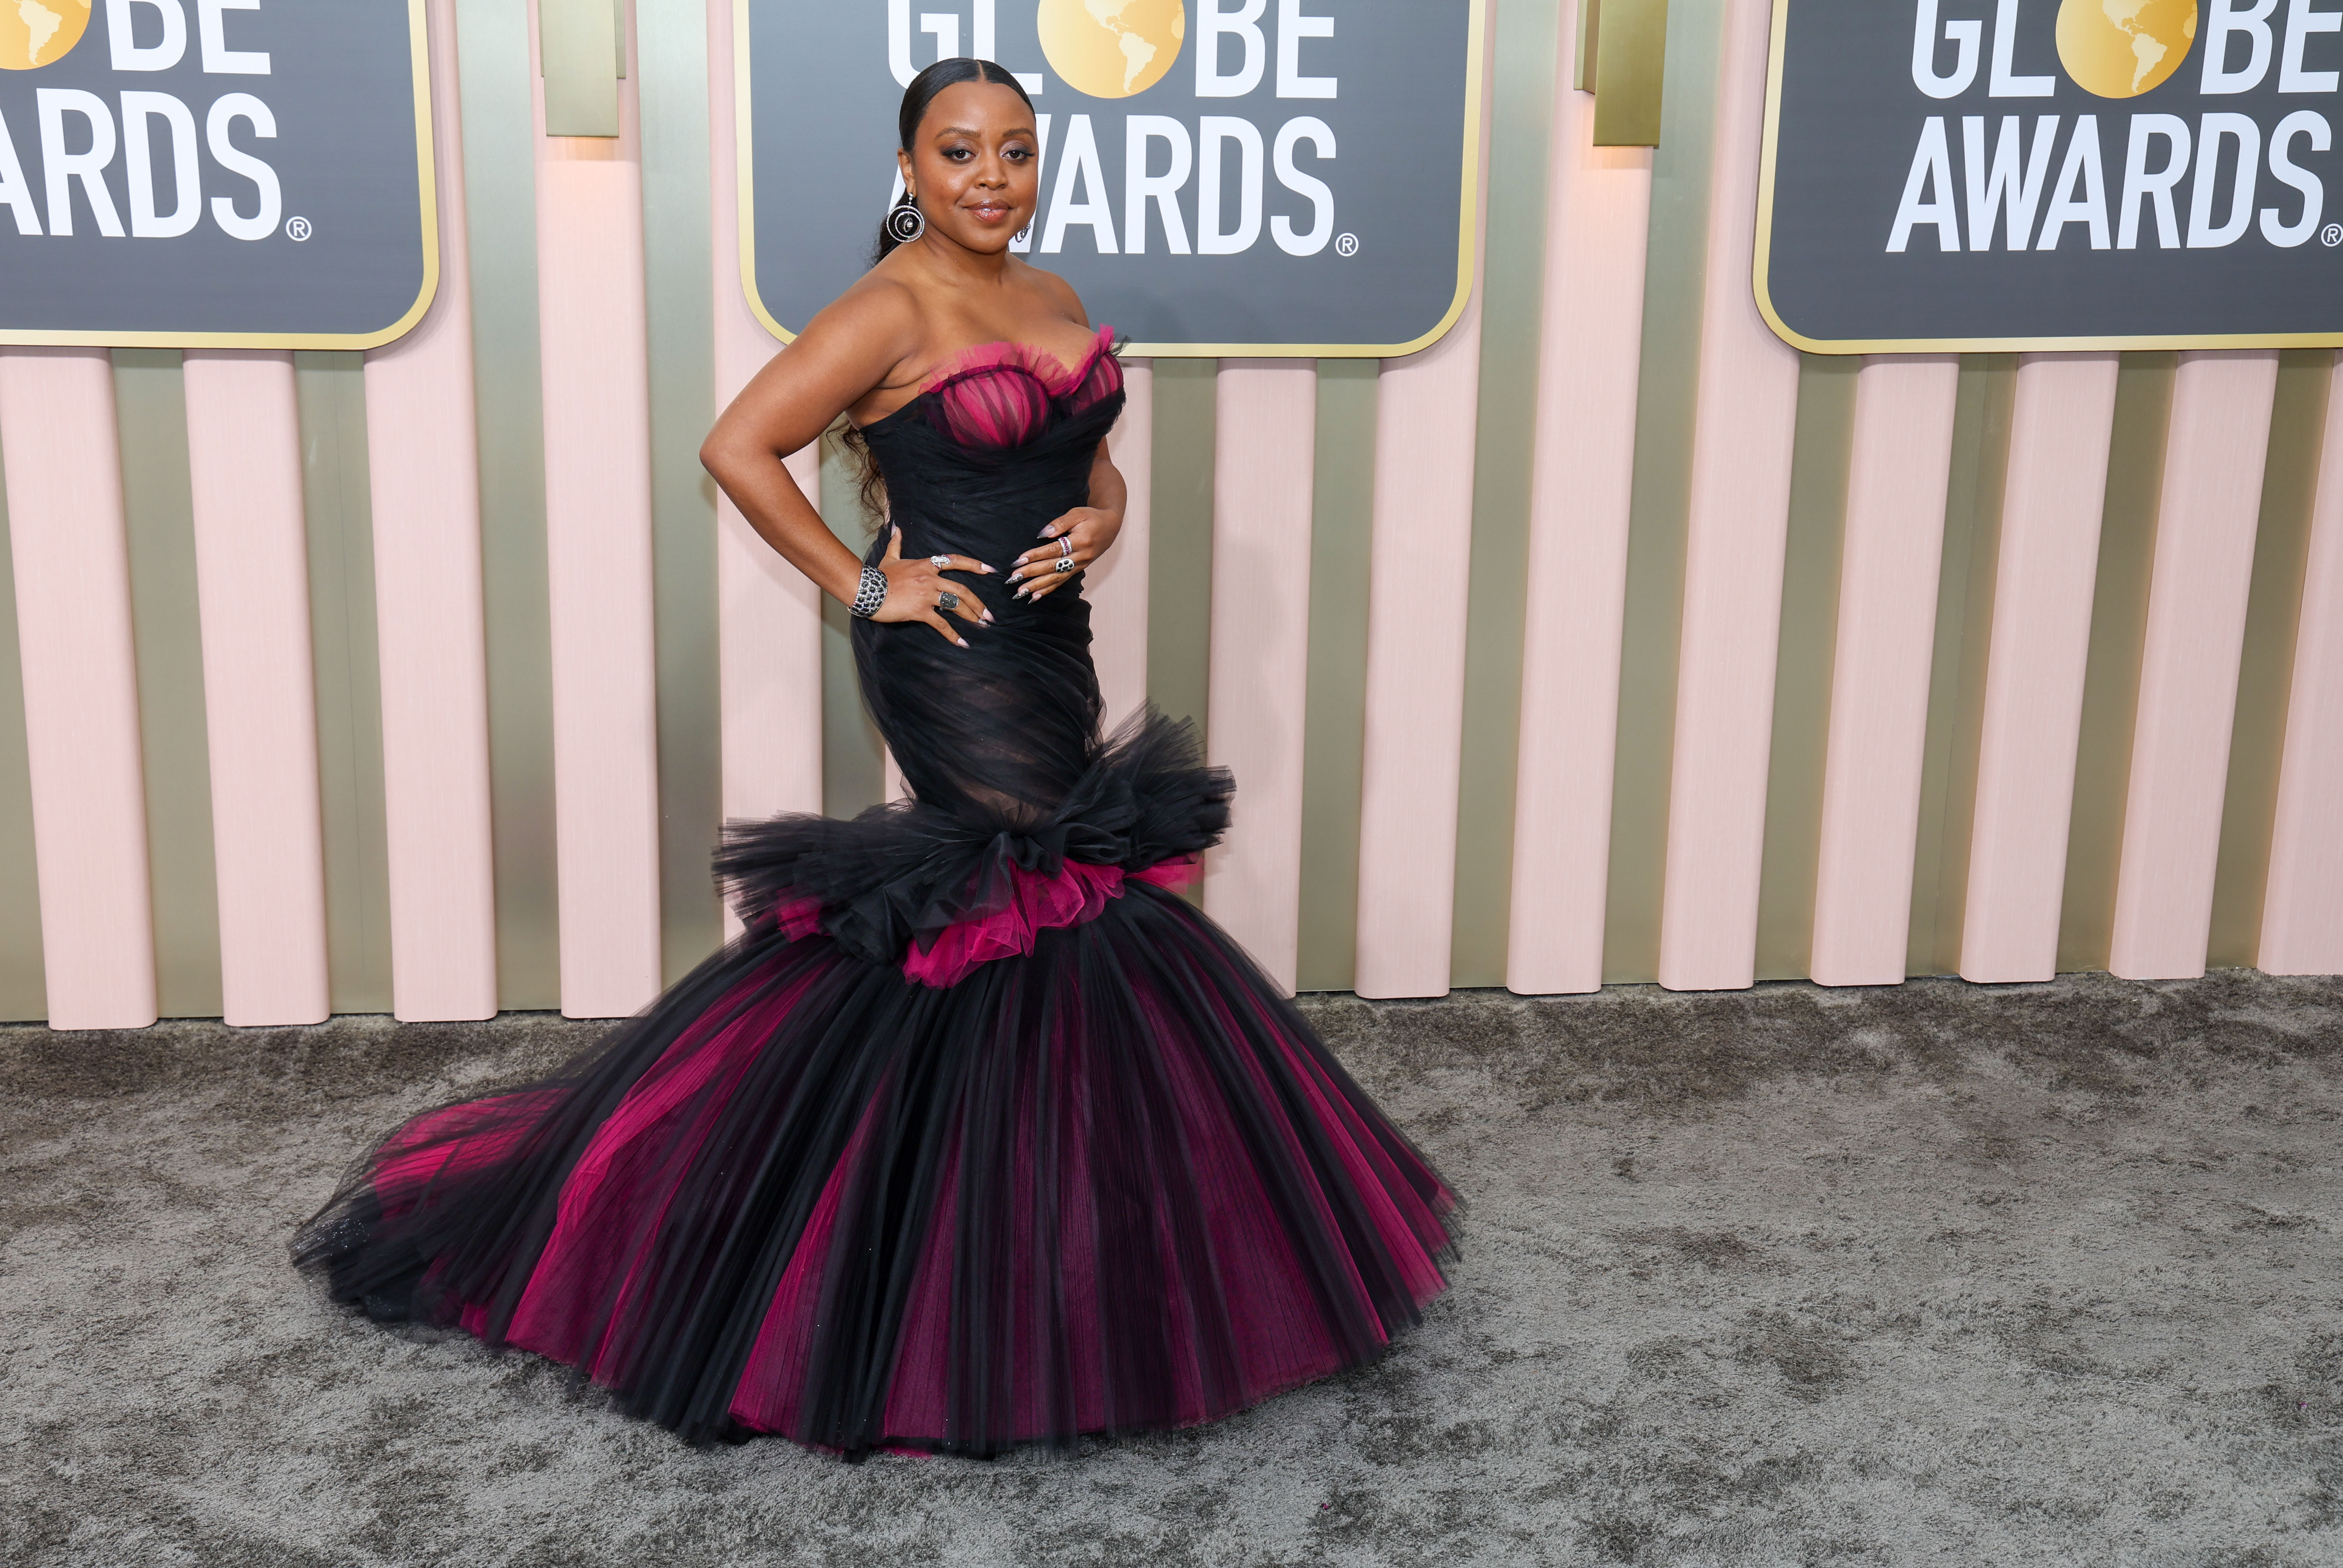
[699,282,994,643]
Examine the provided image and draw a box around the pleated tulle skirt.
[293,881,1458,1459]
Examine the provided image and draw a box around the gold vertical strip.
[1148,360,1217,737]
[1750,355,1857,981]
[637,0,721,984]
[1904,355,2017,975]
[295,352,394,1014]
[112,349,223,1018]
[2207,349,2331,967]
[0,443,48,1019]
[1451,0,1563,989]
[2057,353,2177,972]
[1295,361,1380,992]
[1602,0,1726,983]
[459,0,561,1010]
[818,437,884,819]
[1578,0,1602,90]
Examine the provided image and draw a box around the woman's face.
[897,81,1039,255]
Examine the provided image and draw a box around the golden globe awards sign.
[1758,0,2343,349]
[737,0,1486,355]
[0,0,436,348]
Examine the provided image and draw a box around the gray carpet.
[2,972,2338,1566]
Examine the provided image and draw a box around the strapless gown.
[292,326,1458,1460]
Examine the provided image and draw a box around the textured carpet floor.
[1,972,2337,1566]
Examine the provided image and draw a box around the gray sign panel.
[0,0,435,348]
[1759,0,2343,350]
[739,0,1485,355]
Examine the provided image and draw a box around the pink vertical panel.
[1353,287,1486,1001]
[1808,356,1961,985]
[2108,350,2281,980]
[1506,0,1652,996]
[1089,359,1152,729]
[365,0,498,1021]
[1203,361,1316,994]
[2260,352,2343,975]
[1655,0,1804,992]
[1351,11,1492,1002]
[1960,353,2120,982]
[0,349,156,1029]
[180,351,330,1025]
[532,0,663,1017]
[708,0,821,848]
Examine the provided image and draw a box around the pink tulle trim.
[917,324,1122,449]
[898,855,1197,988]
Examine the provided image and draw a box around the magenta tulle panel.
[918,325,1123,451]
[900,855,1193,988]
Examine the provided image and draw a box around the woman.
[295,58,1456,1460]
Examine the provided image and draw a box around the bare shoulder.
[1011,258,1093,330]
[792,267,929,388]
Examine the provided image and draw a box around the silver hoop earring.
[887,196,926,245]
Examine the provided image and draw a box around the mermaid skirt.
[293,722,1458,1459]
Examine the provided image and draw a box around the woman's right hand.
[870,526,997,647]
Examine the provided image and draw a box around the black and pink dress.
[294,326,1458,1460]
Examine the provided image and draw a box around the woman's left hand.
[1009,507,1120,601]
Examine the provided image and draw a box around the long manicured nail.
[981,562,997,574]
[981,609,995,623]
[956,636,970,648]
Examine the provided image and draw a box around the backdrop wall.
[0,0,2337,1028]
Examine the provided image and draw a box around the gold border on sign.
[0,0,442,351]
[1752,0,2343,354]
[736,0,1489,358]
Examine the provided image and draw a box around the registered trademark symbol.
[1334,232,1359,257]
[286,216,313,242]
[2324,223,2343,249]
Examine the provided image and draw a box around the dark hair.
[871,57,1036,267]
[839,58,1038,529]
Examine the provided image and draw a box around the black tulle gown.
[293,326,1458,1459]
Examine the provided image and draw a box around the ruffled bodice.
[720,324,1224,986]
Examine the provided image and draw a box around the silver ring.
[929,555,951,569]
[1056,536,1074,558]
[1052,558,1075,573]
[938,590,960,610]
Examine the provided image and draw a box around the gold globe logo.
[2056,0,2198,97]
[1037,0,1187,99]
[0,0,90,70]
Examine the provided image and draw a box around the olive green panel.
[1450,0,1559,990]
[818,436,885,820]
[296,351,395,1015]
[1592,0,1670,148]
[457,0,561,1011]
[1602,0,1726,984]
[2057,353,2176,973]
[1750,355,1857,983]
[2208,350,2332,969]
[1146,360,1215,908]
[112,349,222,1019]
[542,0,624,138]
[1905,355,2017,976]
[637,0,723,984]
[1295,361,1379,994]
[0,441,48,1020]
[1148,360,1216,743]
